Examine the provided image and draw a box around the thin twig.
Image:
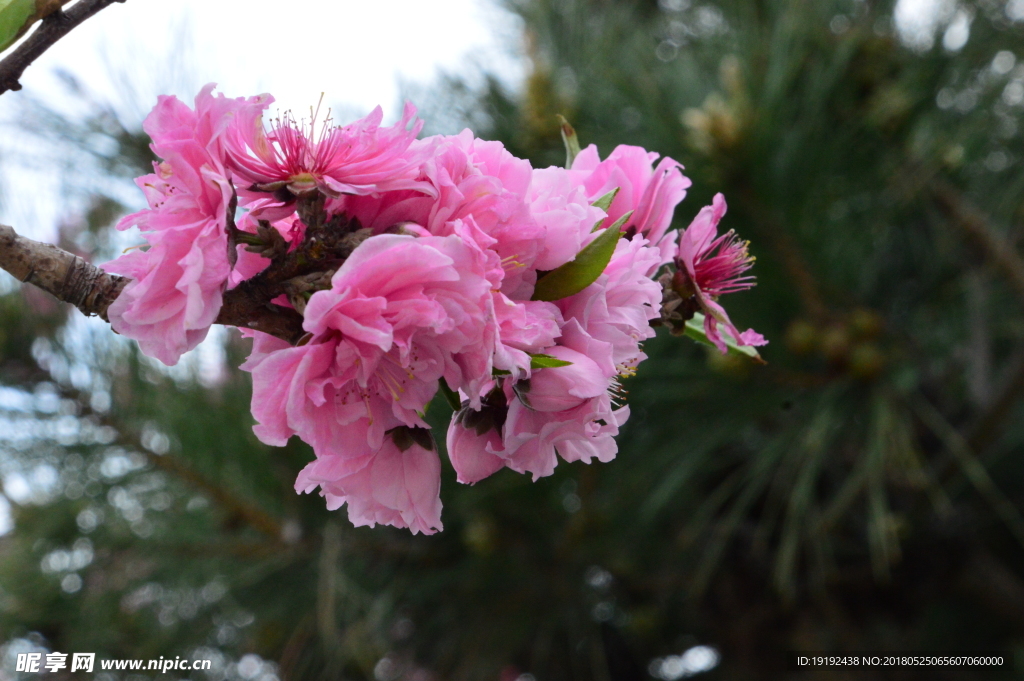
[927,179,1024,454]
[735,183,829,320]
[0,0,127,96]
[0,223,307,343]
[141,445,285,541]
[38,379,288,542]
[911,394,1024,549]
[931,178,1024,305]
[968,349,1024,454]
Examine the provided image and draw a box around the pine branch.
[51,379,289,543]
[0,223,307,343]
[141,444,285,542]
[0,0,127,96]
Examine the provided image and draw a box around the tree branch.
[57,379,288,542]
[928,179,1024,455]
[931,178,1024,305]
[0,0,127,96]
[0,223,307,343]
[0,223,126,317]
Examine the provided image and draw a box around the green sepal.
[529,353,573,369]
[0,0,63,54]
[557,114,581,168]
[438,377,462,411]
[683,312,765,363]
[532,216,629,302]
[591,187,620,212]
[0,0,35,53]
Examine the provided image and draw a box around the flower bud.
[513,347,607,412]
[447,387,508,485]
[447,420,506,485]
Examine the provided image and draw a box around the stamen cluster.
[104,85,764,534]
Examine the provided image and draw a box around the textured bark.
[0,224,127,318]
[0,224,306,344]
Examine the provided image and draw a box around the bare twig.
[37,379,288,542]
[0,223,307,343]
[0,0,127,96]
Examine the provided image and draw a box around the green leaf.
[591,187,619,212]
[0,0,36,53]
[492,368,511,376]
[437,377,462,411]
[557,114,581,168]
[532,220,626,302]
[528,353,573,369]
[683,312,765,363]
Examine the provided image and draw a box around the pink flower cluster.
[105,85,765,534]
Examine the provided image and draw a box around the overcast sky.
[0,0,523,240]
[23,0,522,118]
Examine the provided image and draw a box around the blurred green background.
[2,0,1024,679]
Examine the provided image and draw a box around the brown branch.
[0,223,306,343]
[968,349,1024,454]
[734,183,829,320]
[912,394,1024,549]
[0,223,126,317]
[0,0,127,96]
[37,378,288,542]
[142,446,284,541]
[928,179,1024,454]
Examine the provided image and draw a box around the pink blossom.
[496,319,619,479]
[557,235,663,372]
[570,144,691,244]
[225,102,429,202]
[302,232,497,402]
[104,85,271,365]
[527,166,607,271]
[418,131,543,298]
[513,345,607,412]
[674,193,766,353]
[447,419,506,485]
[296,423,443,535]
[502,393,628,481]
[246,233,494,451]
[491,296,563,378]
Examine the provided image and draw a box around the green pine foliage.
[2,1,1024,679]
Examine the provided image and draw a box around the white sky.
[0,0,524,241]
[22,0,522,118]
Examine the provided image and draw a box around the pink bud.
[514,347,607,412]
[446,420,506,485]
